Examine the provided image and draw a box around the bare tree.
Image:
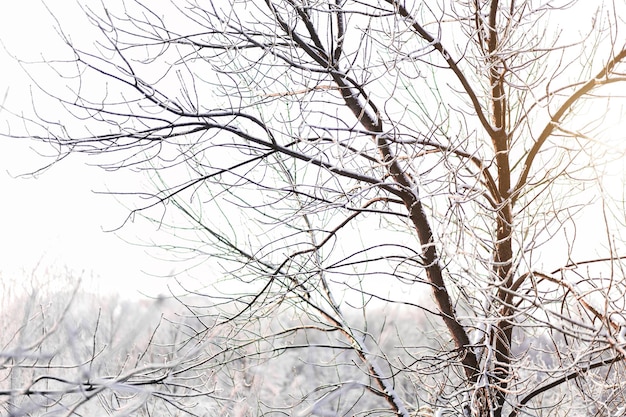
[4,0,626,416]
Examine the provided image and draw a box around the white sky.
[0,1,175,298]
[1,1,625,302]
[0,139,174,297]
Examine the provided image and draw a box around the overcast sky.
[0,1,175,298]
[1,1,625,301]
